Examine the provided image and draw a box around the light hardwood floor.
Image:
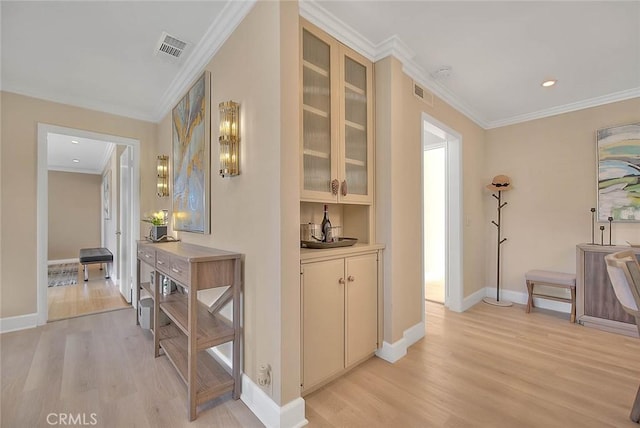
[1,308,263,427]
[47,264,130,321]
[3,300,640,427]
[305,302,640,427]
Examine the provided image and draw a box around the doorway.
[421,114,463,313]
[424,144,445,303]
[37,124,140,325]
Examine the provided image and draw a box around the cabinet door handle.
[171,268,181,274]
[145,254,151,259]
[347,275,355,282]
[331,179,339,195]
[157,260,164,265]
[341,180,348,197]
[338,278,345,285]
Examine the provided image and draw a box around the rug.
[48,263,79,287]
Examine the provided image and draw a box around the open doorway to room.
[421,114,463,312]
[424,143,446,303]
[37,124,140,324]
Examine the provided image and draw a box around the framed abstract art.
[172,71,211,233]
[597,122,640,222]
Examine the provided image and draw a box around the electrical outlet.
[257,364,271,387]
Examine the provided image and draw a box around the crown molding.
[300,0,489,129]
[299,0,639,131]
[299,0,376,61]
[152,0,257,122]
[487,87,640,129]
[48,165,103,175]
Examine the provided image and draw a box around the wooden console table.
[136,241,242,421]
[576,244,639,337]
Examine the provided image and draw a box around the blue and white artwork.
[597,123,640,221]
[172,71,210,233]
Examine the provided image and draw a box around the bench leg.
[570,286,576,323]
[83,264,88,282]
[526,280,534,313]
[105,262,111,279]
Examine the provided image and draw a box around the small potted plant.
[143,211,168,241]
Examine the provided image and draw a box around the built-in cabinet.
[300,248,381,394]
[136,241,242,421]
[300,19,374,204]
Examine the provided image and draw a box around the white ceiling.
[47,133,114,175]
[2,0,639,133]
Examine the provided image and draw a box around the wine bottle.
[321,204,332,242]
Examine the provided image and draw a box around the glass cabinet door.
[301,28,335,198]
[340,49,372,203]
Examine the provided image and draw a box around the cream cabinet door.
[345,253,378,366]
[301,258,345,391]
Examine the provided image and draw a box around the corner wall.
[484,97,640,294]
[375,56,487,343]
[156,1,300,407]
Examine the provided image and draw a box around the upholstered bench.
[525,270,576,322]
[79,248,113,282]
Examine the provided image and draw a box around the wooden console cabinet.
[576,244,639,337]
[136,241,242,420]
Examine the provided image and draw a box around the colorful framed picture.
[597,122,640,221]
[172,71,211,234]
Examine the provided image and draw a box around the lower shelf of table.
[158,325,235,405]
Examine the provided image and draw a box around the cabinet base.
[578,315,639,338]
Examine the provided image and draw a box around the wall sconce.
[156,155,169,197]
[219,101,240,177]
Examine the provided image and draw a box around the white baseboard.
[48,258,79,265]
[375,320,425,363]
[0,313,38,334]
[462,287,487,311]
[241,375,308,428]
[483,287,571,313]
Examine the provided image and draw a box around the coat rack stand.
[483,190,513,307]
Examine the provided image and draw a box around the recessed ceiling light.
[72,159,80,163]
[541,79,557,87]
[71,140,79,144]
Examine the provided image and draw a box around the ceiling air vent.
[413,81,434,107]
[155,32,188,60]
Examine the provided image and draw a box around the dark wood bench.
[79,247,113,282]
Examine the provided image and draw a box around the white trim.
[486,287,571,313]
[0,313,38,334]
[241,375,308,428]
[37,124,140,325]
[487,87,640,129]
[462,287,487,311]
[100,143,116,175]
[152,0,257,122]
[48,258,80,265]
[47,166,103,175]
[375,321,425,363]
[421,113,464,314]
[299,0,376,61]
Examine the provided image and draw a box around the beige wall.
[484,97,640,294]
[155,1,300,405]
[0,91,156,318]
[48,171,102,260]
[376,56,487,342]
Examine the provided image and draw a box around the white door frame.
[421,113,463,315]
[36,123,140,325]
